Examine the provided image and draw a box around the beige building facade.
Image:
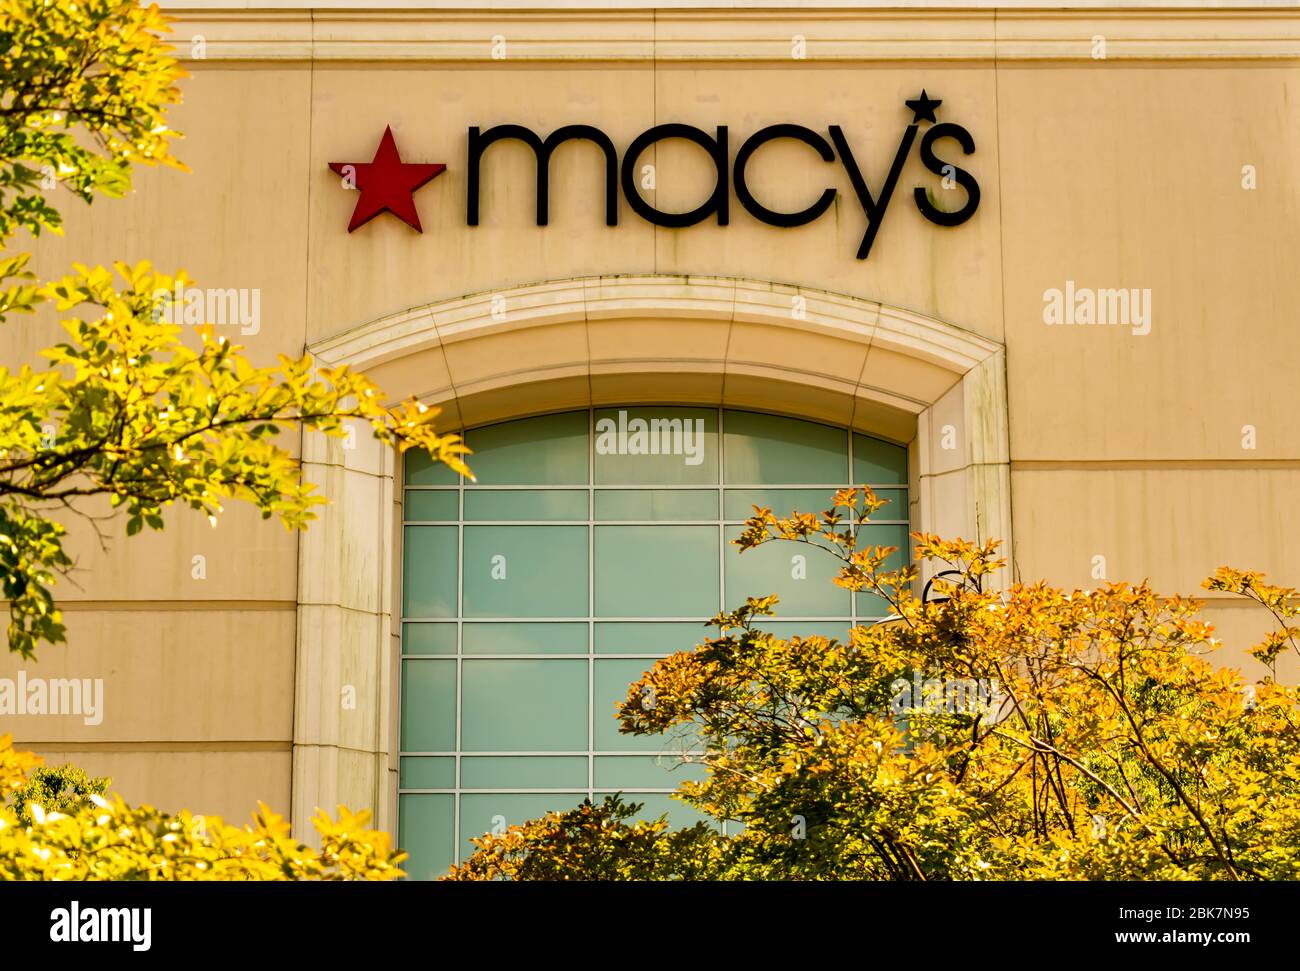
[3,1,1299,873]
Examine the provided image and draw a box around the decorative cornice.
[161,7,1300,62]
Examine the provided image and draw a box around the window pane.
[594,621,710,655]
[461,756,588,789]
[402,622,457,656]
[594,658,668,753]
[399,756,456,790]
[857,591,896,619]
[594,792,716,830]
[872,487,908,521]
[459,793,584,859]
[724,525,851,617]
[723,488,847,521]
[595,489,718,521]
[404,490,459,521]
[461,659,587,752]
[400,659,456,752]
[594,525,718,618]
[853,434,908,485]
[399,794,456,880]
[594,407,718,484]
[755,621,857,642]
[399,408,907,877]
[858,522,910,570]
[464,411,588,485]
[855,523,911,618]
[462,525,587,617]
[405,450,460,487]
[464,489,587,521]
[462,622,587,655]
[402,526,458,619]
[594,755,707,790]
[723,410,848,484]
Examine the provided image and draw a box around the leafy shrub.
[0,734,406,880]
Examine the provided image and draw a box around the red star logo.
[329,126,446,233]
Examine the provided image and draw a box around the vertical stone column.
[914,348,1013,592]
[290,422,396,844]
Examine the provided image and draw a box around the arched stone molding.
[290,275,1010,839]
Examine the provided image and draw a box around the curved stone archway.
[290,275,1011,839]
[312,275,996,440]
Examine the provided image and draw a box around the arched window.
[397,407,908,878]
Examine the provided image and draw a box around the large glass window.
[398,407,908,878]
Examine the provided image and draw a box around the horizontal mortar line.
[398,751,704,758]
[1010,459,1300,471]
[398,788,684,795]
[176,35,1300,48]
[400,617,876,624]
[404,484,910,490]
[11,740,292,753]
[291,741,390,757]
[400,653,670,660]
[401,519,910,526]
[1197,596,1294,607]
[989,592,1279,603]
[918,461,1009,478]
[298,601,388,617]
[301,459,393,480]
[174,6,1300,18]
[59,600,296,612]
[177,52,1300,65]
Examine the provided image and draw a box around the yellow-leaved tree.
[0,0,470,877]
[447,490,1300,881]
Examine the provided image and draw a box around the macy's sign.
[330,90,978,260]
